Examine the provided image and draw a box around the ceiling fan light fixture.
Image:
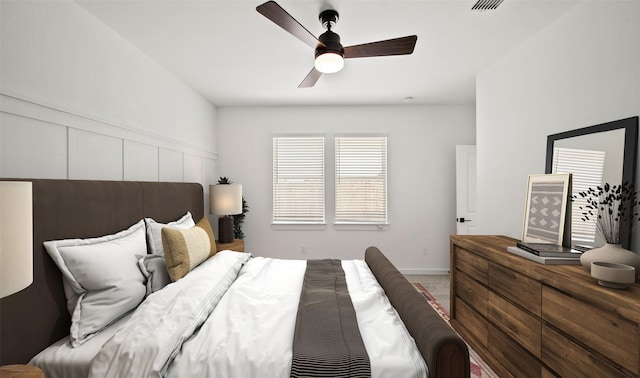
[256,2,417,87]
[314,52,344,73]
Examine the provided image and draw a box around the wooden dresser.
[450,235,640,377]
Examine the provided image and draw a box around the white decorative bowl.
[591,262,636,289]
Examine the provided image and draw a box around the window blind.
[552,147,606,244]
[272,136,325,223]
[335,136,387,224]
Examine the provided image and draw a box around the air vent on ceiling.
[471,0,504,11]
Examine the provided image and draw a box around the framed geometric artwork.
[522,173,572,246]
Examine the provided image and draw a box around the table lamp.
[0,181,33,298]
[210,184,242,244]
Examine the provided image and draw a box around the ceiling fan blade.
[256,1,321,49]
[344,35,417,59]
[298,67,323,88]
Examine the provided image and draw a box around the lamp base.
[218,216,234,244]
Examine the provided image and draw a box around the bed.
[0,179,469,378]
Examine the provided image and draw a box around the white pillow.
[144,212,195,255]
[44,220,147,347]
[138,253,172,294]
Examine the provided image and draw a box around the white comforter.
[88,251,427,378]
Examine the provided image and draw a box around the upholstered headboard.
[0,179,204,364]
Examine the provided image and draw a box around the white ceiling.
[76,0,580,107]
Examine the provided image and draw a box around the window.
[272,136,325,224]
[552,147,605,244]
[335,136,388,224]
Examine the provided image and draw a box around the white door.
[456,145,478,235]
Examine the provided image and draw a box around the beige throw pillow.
[162,217,217,281]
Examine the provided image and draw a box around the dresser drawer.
[455,246,488,285]
[488,324,542,378]
[488,292,541,358]
[455,270,488,317]
[540,366,558,378]
[542,286,638,374]
[488,262,541,316]
[542,325,633,377]
[452,297,488,350]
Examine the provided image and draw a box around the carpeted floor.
[412,283,499,378]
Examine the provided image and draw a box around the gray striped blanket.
[290,259,371,378]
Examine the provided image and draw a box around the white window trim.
[271,223,327,230]
[333,223,390,231]
[272,134,326,228]
[334,134,389,229]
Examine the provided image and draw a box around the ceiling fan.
[256,1,417,88]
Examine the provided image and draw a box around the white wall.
[217,105,475,272]
[477,1,640,248]
[0,1,218,209]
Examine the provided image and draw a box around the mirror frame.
[545,116,639,249]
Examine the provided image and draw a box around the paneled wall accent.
[0,93,218,186]
[124,140,160,182]
[1,0,220,231]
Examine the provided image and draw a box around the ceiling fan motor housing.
[316,30,344,58]
[316,9,343,57]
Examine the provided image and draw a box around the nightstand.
[216,238,245,252]
[0,365,44,378]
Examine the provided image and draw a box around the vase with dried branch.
[574,182,640,276]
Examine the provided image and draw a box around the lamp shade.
[0,181,33,298]
[210,184,242,215]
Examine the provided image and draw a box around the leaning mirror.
[545,117,638,249]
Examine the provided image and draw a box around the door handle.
[456,217,472,223]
